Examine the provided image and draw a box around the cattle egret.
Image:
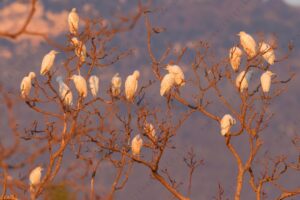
[20,72,36,99]
[166,64,185,86]
[260,71,275,93]
[131,134,143,156]
[71,37,86,62]
[238,31,257,58]
[229,46,243,72]
[70,75,87,98]
[160,73,175,96]
[125,70,140,101]
[56,76,73,106]
[144,122,156,140]
[220,114,236,136]
[236,70,253,92]
[29,166,43,193]
[111,73,122,97]
[259,42,275,65]
[89,75,99,97]
[68,8,79,35]
[40,50,58,75]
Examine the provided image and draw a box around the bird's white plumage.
[260,71,275,93]
[20,72,36,99]
[40,50,58,75]
[238,31,257,58]
[166,64,185,86]
[68,8,79,35]
[160,73,175,96]
[29,166,43,186]
[71,37,86,62]
[259,42,275,65]
[144,122,156,140]
[236,70,253,92]
[131,134,143,156]
[111,73,122,97]
[89,75,99,97]
[56,76,73,106]
[125,70,140,101]
[220,114,236,136]
[71,75,87,98]
[229,46,243,72]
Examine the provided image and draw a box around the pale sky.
[283,0,300,6]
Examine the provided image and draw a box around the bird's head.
[114,73,120,77]
[36,166,43,173]
[71,37,79,45]
[69,75,77,80]
[72,8,77,12]
[266,70,276,77]
[133,70,140,79]
[237,31,246,36]
[165,64,172,71]
[28,72,36,79]
[50,50,59,55]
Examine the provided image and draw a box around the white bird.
[125,70,140,101]
[238,31,257,58]
[29,166,43,193]
[56,76,73,106]
[166,64,185,86]
[229,46,243,72]
[68,8,79,35]
[160,73,175,96]
[20,72,36,99]
[131,134,143,156]
[236,70,253,92]
[259,42,275,65]
[70,75,87,98]
[220,114,236,136]
[40,50,58,75]
[144,122,157,141]
[71,37,86,62]
[111,73,122,97]
[260,71,275,93]
[89,75,99,97]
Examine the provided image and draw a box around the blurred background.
[0,0,299,199]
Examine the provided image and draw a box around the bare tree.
[0,1,299,200]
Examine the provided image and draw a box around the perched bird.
[131,134,143,156]
[144,122,157,141]
[238,31,257,58]
[111,73,122,97]
[160,73,175,96]
[229,46,243,72]
[20,72,36,99]
[68,8,79,35]
[220,114,236,136]
[40,50,58,75]
[71,37,86,62]
[125,70,140,101]
[29,166,43,193]
[259,42,275,65]
[260,71,275,93]
[89,75,99,97]
[70,75,87,98]
[236,70,253,92]
[56,76,73,106]
[166,64,185,86]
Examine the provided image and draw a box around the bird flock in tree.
[21,8,277,194]
[222,31,277,136]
